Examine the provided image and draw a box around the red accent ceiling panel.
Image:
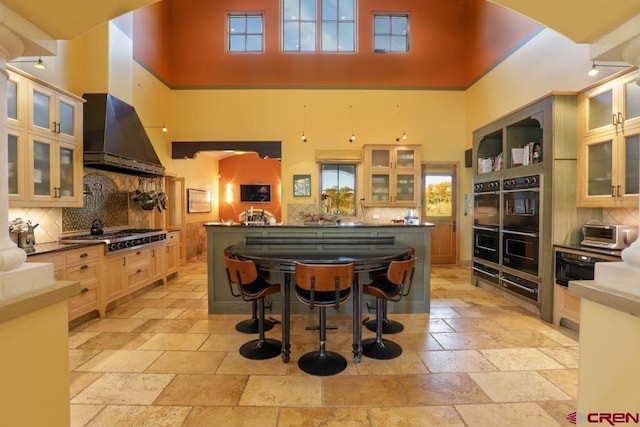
[133,0,539,89]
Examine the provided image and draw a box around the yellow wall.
[0,301,71,426]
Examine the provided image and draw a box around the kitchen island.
[204,223,433,314]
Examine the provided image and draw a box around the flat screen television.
[240,184,271,203]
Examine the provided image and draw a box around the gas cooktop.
[61,229,167,252]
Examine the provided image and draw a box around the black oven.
[474,227,500,264]
[555,249,620,286]
[502,230,539,277]
[502,175,540,233]
[473,180,500,228]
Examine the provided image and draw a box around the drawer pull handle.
[80,253,88,258]
[80,264,88,270]
[136,269,142,273]
[80,287,89,293]
[136,251,142,255]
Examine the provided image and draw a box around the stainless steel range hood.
[83,93,165,176]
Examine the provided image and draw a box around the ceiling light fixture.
[395,104,407,142]
[588,61,630,76]
[349,105,356,143]
[9,56,46,70]
[301,104,308,142]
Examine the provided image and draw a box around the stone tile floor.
[69,259,578,426]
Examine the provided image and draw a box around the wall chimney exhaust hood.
[83,93,165,176]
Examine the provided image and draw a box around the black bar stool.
[224,257,282,360]
[224,249,278,334]
[294,262,353,376]
[361,256,416,360]
[363,249,415,334]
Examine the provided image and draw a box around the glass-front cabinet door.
[58,143,76,199]
[364,145,421,206]
[578,130,639,207]
[28,83,80,143]
[31,136,54,199]
[7,130,25,201]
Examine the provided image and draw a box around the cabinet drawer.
[65,245,101,266]
[68,284,98,318]
[124,249,151,267]
[167,232,180,242]
[66,262,99,287]
[126,264,151,290]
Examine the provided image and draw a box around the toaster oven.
[581,222,638,250]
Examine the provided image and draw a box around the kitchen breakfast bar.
[205,222,433,362]
[205,223,433,316]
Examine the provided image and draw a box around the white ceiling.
[5,0,639,46]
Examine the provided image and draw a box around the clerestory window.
[283,0,355,52]
[228,13,264,52]
[373,14,409,53]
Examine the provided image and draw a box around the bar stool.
[224,257,282,360]
[294,262,353,376]
[224,249,278,334]
[364,249,415,334]
[361,256,416,360]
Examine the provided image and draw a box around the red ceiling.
[133,0,541,89]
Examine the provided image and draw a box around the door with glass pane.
[28,83,80,143]
[423,163,457,265]
[29,136,54,200]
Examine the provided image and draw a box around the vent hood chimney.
[83,93,165,176]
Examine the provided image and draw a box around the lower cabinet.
[28,245,103,320]
[102,242,169,313]
[166,231,180,276]
[28,239,181,322]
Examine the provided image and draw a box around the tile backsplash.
[602,207,639,226]
[8,168,161,243]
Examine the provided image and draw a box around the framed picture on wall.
[293,174,311,197]
[187,188,211,213]
[240,184,272,203]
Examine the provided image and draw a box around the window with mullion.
[283,0,355,52]
[320,163,356,215]
[374,13,408,53]
[228,13,264,52]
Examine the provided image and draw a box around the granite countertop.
[24,241,104,257]
[569,280,640,318]
[0,280,80,324]
[205,222,434,227]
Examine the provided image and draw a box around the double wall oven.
[472,180,501,284]
[473,174,542,304]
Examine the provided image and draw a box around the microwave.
[581,222,638,250]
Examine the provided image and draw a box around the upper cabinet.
[7,66,84,208]
[577,69,640,207]
[363,145,421,207]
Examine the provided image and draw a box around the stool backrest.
[225,257,258,286]
[387,256,417,297]
[294,262,353,309]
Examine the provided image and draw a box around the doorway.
[423,163,458,265]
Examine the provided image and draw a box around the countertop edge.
[569,280,640,318]
[0,280,81,324]
[204,222,434,228]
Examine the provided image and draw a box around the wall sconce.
[349,105,356,143]
[9,57,45,70]
[225,183,233,204]
[588,61,630,76]
[301,104,308,142]
[395,104,408,142]
[146,123,168,132]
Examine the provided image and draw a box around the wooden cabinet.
[103,242,168,312]
[28,245,103,321]
[166,231,181,276]
[363,145,421,207]
[577,69,640,207]
[7,65,84,208]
